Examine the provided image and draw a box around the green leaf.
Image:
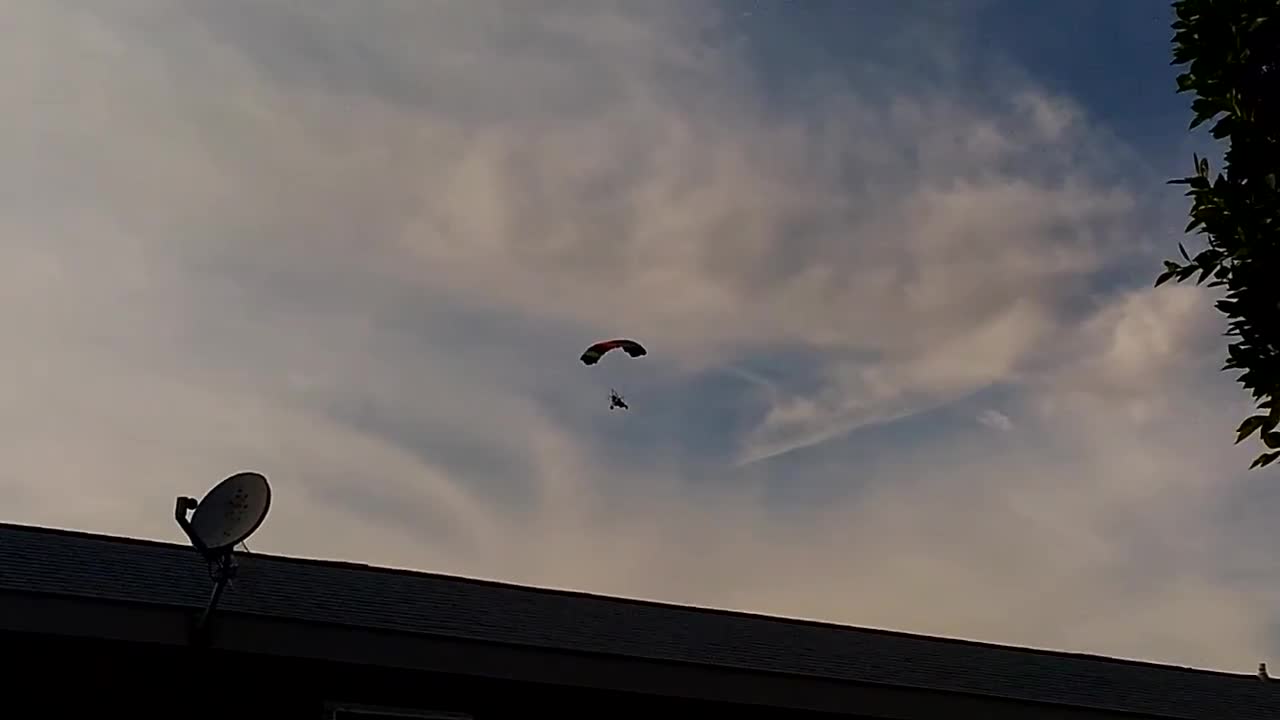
[1155,270,1177,287]
[1236,414,1268,443]
[1178,242,1191,261]
[1265,431,1280,450]
[1249,451,1280,469]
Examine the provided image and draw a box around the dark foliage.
[1158,0,1280,468]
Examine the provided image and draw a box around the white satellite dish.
[186,471,271,552]
[173,471,272,644]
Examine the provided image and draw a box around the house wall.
[0,590,1178,720]
[4,630,879,720]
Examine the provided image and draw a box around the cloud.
[2,0,1277,672]
[977,409,1014,432]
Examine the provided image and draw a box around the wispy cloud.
[2,0,1276,672]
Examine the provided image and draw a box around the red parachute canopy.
[580,339,647,366]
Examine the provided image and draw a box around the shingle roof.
[1,522,1277,719]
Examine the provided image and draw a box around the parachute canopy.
[580,338,647,366]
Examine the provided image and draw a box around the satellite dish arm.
[177,495,231,646]
[174,496,210,557]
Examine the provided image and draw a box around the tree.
[1157,0,1280,469]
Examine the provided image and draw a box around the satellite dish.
[173,470,272,645]
[186,471,271,552]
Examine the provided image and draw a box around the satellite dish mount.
[174,471,271,644]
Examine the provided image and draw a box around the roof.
[0,522,1277,719]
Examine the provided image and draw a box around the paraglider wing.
[580,338,647,365]
[620,340,647,358]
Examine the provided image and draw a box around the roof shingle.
[1,522,1276,719]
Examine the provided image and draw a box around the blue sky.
[3,0,1278,671]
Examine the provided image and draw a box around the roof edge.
[0,519,1261,682]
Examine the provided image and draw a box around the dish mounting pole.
[175,496,238,646]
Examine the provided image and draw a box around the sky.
[3,0,1277,673]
